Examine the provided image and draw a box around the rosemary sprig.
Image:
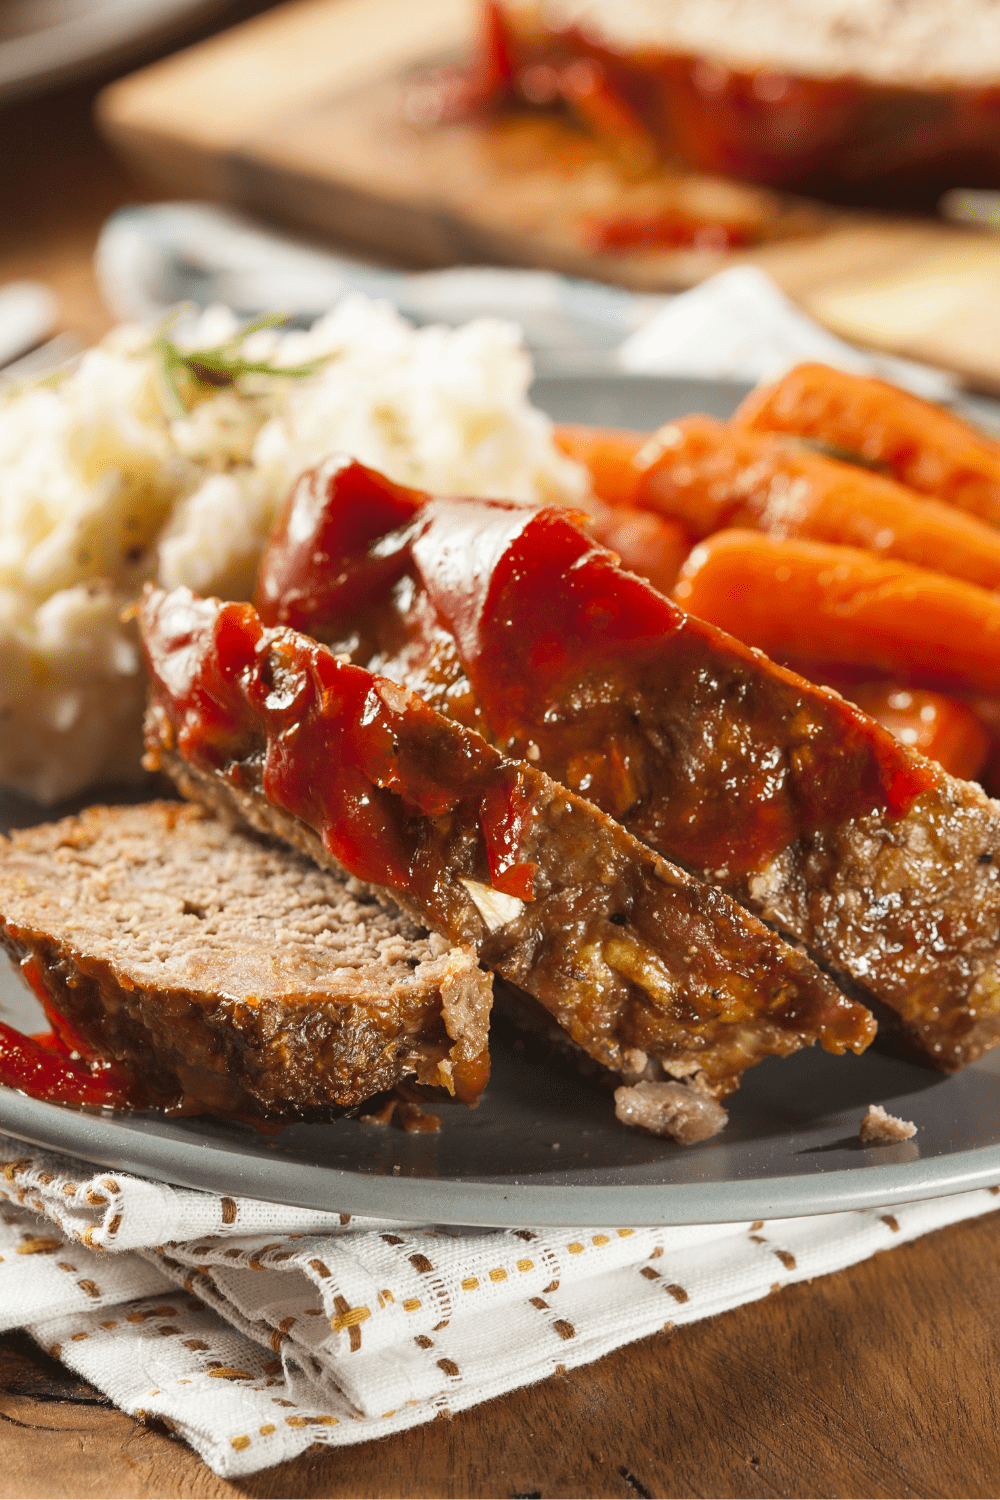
[148,308,333,414]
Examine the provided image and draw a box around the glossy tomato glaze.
[0,952,152,1109]
[258,458,938,883]
[142,592,559,1105]
[473,3,1000,197]
[142,583,537,907]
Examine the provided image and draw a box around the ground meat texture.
[255,466,1000,1074]
[859,1103,917,1142]
[0,801,491,1121]
[139,585,876,1106]
[614,1079,728,1142]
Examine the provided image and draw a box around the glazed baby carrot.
[848,684,989,781]
[633,415,1000,591]
[553,422,649,507]
[735,363,1000,527]
[673,530,1000,695]
[589,505,692,595]
[550,426,693,590]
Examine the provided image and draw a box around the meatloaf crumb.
[614,1079,729,1142]
[0,801,492,1120]
[859,1103,918,1143]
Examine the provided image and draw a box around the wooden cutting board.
[97,0,1000,391]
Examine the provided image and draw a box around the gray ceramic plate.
[1,372,999,1227]
[529,372,754,430]
[0,0,237,104]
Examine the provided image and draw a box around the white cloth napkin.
[617,265,957,402]
[0,1131,996,1479]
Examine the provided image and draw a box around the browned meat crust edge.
[732,779,1000,1072]
[152,739,874,1103]
[0,802,491,1121]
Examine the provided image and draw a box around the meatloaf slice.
[255,459,1000,1072]
[139,584,875,1106]
[0,801,492,1121]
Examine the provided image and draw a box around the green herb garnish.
[148,308,333,414]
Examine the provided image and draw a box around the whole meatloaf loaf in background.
[138,582,876,1132]
[0,801,493,1120]
[0,299,586,804]
[255,459,1000,1075]
[490,0,1000,195]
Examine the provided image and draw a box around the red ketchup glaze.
[479,0,516,96]
[0,1022,135,1107]
[402,0,518,127]
[141,583,537,907]
[411,499,684,711]
[257,455,425,637]
[656,61,1000,195]
[585,212,755,252]
[0,958,143,1108]
[256,458,940,879]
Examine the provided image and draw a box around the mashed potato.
[0,298,588,802]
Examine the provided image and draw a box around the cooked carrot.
[553,423,650,507]
[632,414,1000,591]
[848,684,989,781]
[589,506,692,596]
[735,362,1000,526]
[673,530,1000,695]
[630,416,754,534]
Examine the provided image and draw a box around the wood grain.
[5,1210,1000,1498]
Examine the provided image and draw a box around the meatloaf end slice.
[0,801,492,1121]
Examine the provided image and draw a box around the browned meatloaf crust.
[257,479,1000,1073]
[0,801,492,1121]
[727,777,1000,1070]
[139,585,876,1103]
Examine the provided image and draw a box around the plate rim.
[2,1090,999,1227]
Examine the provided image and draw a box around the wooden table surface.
[3,57,1000,1500]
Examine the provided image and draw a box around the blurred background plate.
[529,372,753,428]
[0,0,244,104]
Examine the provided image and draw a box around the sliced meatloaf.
[0,801,492,1120]
[256,459,1000,1072]
[139,583,875,1106]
